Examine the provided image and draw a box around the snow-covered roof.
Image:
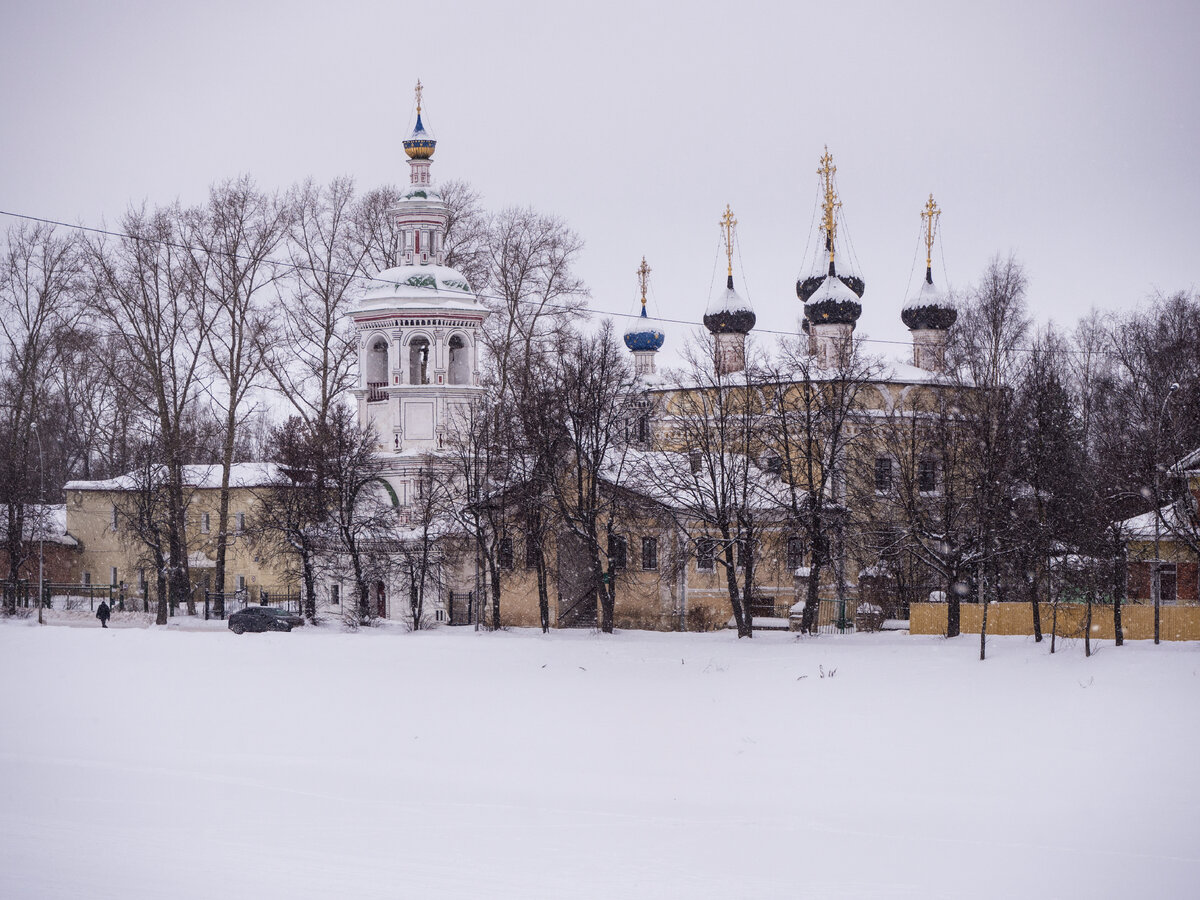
[1174,447,1200,474]
[619,446,793,515]
[356,264,487,315]
[65,463,281,493]
[2,504,76,546]
[1118,502,1199,541]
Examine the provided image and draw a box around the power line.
[0,206,1144,359]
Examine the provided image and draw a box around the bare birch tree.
[86,205,214,620]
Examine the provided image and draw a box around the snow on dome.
[797,264,866,302]
[623,307,666,352]
[703,279,756,334]
[901,276,957,331]
[804,274,863,326]
[403,111,437,159]
[357,264,484,313]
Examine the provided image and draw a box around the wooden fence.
[911,602,1200,641]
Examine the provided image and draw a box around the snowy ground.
[1,618,1197,899]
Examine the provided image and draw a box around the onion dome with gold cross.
[623,258,667,352]
[901,194,958,331]
[797,147,865,315]
[703,205,757,335]
[402,80,437,160]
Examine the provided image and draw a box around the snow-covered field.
[1,619,1197,899]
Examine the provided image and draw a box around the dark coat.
[96,601,111,621]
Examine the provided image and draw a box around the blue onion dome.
[703,275,756,335]
[804,273,862,326]
[403,111,437,160]
[624,305,666,352]
[901,269,957,330]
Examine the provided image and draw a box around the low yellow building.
[63,464,296,603]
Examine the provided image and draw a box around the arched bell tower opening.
[365,336,389,387]
[408,337,431,385]
[447,334,470,385]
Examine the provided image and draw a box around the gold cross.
[637,257,651,305]
[922,193,941,270]
[818,146,841,265]
[720,205,737,277]
[415,79,424,114]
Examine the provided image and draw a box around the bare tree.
[322,405,392,624]
[264,177,363,430]
[764,333,881,634]
[252,417,332,622]
[0,223,82,591]
[636,336,766,638]
[545,322,637,634]
[439,179,489,293]
[188,176,289,616]
[482,206,589,405]
[86,205,213,620]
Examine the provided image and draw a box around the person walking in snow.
[96,600,110,628]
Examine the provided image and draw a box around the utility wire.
[0,207,1136,358]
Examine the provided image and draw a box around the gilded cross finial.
[414,79,424,115]
[720,204,737,278]
[637,257,651,307]
[818,146,841,267]
[921,193,941,271]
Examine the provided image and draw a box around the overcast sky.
[3,0,1198,365]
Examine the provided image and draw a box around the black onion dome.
[901,272,957,330]
[804,274,862,326]
[797,260,865,303]
[704,275,756,335]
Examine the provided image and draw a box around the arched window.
[365,337,388,390]
[447,334,470,385]
[409,337,431,385]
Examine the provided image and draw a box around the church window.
[235,512,245,534]
[918,459,938,493]
[787,537,805,571]
[201,512,210,534]
[642,537,658,571]
[111,504,118,530]
[696,537,714,572]
[736,539,751,569]
[875,457,893,493]
[608,535,627,571]
[499,538,514,570]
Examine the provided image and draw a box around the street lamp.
[1152,382,1180,645]
[31,421,44,626]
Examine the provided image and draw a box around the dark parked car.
[228,606,303,634]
